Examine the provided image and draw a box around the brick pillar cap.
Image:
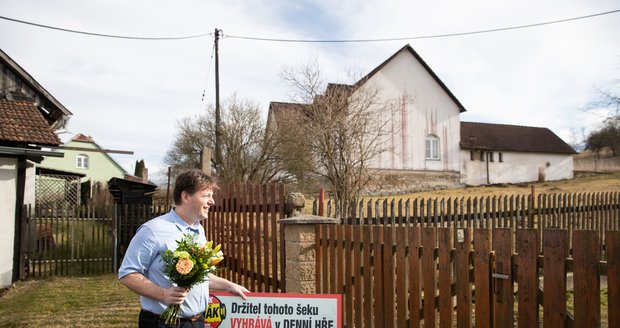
[280,215,339,225]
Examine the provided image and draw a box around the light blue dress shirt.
[118,209,209,317]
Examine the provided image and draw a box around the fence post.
[112,204,118,271]
[280,193,338,293]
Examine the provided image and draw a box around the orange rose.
[176,258,194,275]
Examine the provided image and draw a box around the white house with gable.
[268,44,575,193]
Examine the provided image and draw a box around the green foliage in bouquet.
[159,233,224,325]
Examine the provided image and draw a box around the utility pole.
[214,28,222,171]
[165,166,171,207]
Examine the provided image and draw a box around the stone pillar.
[280,214,339,294]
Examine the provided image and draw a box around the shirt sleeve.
[118,224,159,279]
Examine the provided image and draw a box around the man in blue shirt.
[119,169,249,327]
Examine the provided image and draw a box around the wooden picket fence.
[206,184,288,293]
[316,225,620,328]
[316,192,620,260]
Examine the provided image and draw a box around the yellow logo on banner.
[205,295,227,328]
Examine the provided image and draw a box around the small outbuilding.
[107,177,157,207]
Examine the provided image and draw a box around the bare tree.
[585,82,620,155]
[278,61,400,218]
[165,94,290,184]
[586,116,620,155]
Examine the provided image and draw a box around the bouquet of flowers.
[160,233,224,325]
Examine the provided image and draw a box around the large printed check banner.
[205,292,342,328]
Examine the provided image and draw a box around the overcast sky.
[1,1,619,184]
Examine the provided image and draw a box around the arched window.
[76,154,89,169]
[425,135,440,160]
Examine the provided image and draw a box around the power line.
[1,8,618,42]
[200,42,216,111]
[0,14,211,40]
[224,8,620,43]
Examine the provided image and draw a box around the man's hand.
[162,286,188,305]
[208,274,250,299]
[228,282,250,300]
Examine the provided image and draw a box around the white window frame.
[76,154,89,169]
[425,135,440,160]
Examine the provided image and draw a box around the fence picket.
[422,227,437,328]
[573,230,600,328]
[315,224,323,294]
[395,227,407,328]
[517,229,539,328]
[262,185,270,291]
[473,228,492,328]
[493,228,514,328]
[353,225,363,328]
[455,227,472,328]
[337,224,345,302]
[438,227,453,328]
[362,225,372,327]
[606,230,620,328]
[408,226,422,328]
[543,229,568,328]
[383,227,395,328]
[247,185,255,291]
[344,225,353,328]
[372,225,384,326]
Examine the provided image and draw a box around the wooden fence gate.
[316,225,620,328]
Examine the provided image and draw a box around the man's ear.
[180,191,190,203]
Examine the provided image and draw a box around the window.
[499,152,503,162]
[470,151,475,161]
[489,152,494,162]
[76,154,89,169]
[425,135,440,160]
[479,151,484,161]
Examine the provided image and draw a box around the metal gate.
[22,204,115,277]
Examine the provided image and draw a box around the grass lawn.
[0,274,140,327]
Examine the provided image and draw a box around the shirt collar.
[170,209,201,235]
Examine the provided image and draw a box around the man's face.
[182,188,215,222]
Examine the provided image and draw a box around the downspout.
[486,151,490,185]
[12,157,26,283]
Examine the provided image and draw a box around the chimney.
[141,167,149,184]
[200,147,212,176]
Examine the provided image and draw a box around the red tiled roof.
[71,133,94,143]
[460,121,576,154]
[268,101,308,123]
[0,99,61,146]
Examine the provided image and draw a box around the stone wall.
[362,169,462,196]
[574,153,620,173]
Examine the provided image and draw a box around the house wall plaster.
[0,157,17,288]
[366,50,461,172]
[460,150,574,185]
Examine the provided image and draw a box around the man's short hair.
[173,169,218,205]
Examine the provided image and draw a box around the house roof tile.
[71,133,94,143]
[0,99,61,146]
[460,121,576,154]
[267,101,308,125]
